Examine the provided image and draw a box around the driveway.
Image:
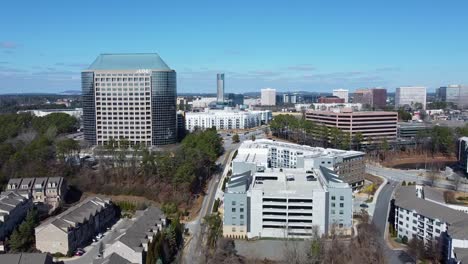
[60,218,133,264]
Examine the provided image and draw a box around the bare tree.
[407,237,425,261]
[427,168,438,187]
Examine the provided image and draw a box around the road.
[371,179,413,264]
[182,128,266,263]
[366,164,468,191]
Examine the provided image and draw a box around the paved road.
[371,179,413,264]
[366,164,468,191]
[182,128,266,263]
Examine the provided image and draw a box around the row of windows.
[331,196,345,201]
[96,92,150,96]
[98,121,150,125]
[98,135,150,139]
[97,101,149,105]
[95,77,149,82]
[97,117,150,121]
[96,97,151,101]
[97,127,150,131]
[96,87,149,92]
[95,73,149,77]
[97,112,151,116]
[96,82,150,87]
[97,107,150,111]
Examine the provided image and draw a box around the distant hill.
[61,90,81,95]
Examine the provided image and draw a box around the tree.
[353,132,364,151]
[204,213,222,249]
[232,134,240,143]
[55,138,80,162]
[8,208,38,252]
[398,108,412,121]
[407,237,425,261]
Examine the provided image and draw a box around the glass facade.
[81,72,96,145]
[151,71,177,145]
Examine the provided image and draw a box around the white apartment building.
[185,108,271,132]
[261,88,276,106]
[395,86,427,110]
[18,108,83,119]
[393,185,468,263]
[223,140,356,239]
[333,89,349,103]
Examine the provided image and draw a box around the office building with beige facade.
[305,109,398,144]
[35,196,116,255]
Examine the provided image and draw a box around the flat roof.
[252,168,323,197]
[86,53,171,71]
[307,110,397,116]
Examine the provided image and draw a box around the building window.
[332,203,335,207]
[240,208,244,213]
[232,227,236,232]
[331,210,335,215]
[240,215,244,219]
[340,196,344,201]
[340,203,344,208]
[232,201,236,206]
[331,196,336,200]
[232,208,236,213]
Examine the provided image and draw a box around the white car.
[95,233,103,240]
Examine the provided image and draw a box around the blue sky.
[1,0,467,94]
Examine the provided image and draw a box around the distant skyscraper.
[353,88,387,109]
[395,86,427,109]
[437,85,468,109]
[217,73,225,103]
[333,89,349,103]
[261,88,276,106]
[82,53,177,147]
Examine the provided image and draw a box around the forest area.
[0,112,224,210]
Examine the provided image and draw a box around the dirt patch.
[364,173,383,186]
[382,154,456,167]
[81,192,161,206]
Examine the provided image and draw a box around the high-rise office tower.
[261,88,276,106]
[353,88,387,109]
[395,86,426,109]
[333,89,349,103]
[82,53,177,147]
[437,85,468,109]
[217,73,225,103]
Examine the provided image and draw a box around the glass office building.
[82,53,177,147]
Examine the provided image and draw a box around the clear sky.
[1,0,467,94]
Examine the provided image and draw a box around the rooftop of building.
[394,186,468,239]
[235,139,364,161]
[249,166,347,197]
[0,253,53,264]
[251,168,323,197]
[0,191,28,213]
[6,177,65,190]
[86,53,171,71]
[36,196,111,233]
[93,253,136,264]
[306,109,398,116]
[115,206,165,251]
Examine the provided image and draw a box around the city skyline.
[1,0,468,94]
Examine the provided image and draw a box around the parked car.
[96,233,103,240]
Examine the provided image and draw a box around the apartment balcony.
[418,223,424,229]
[286,221,314,227]
[262,201,287,206]
[262,208,288,214]
[262,213,287,219]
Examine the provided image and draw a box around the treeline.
[416,124,468,155]
[146,218,184,264]
[269,114,365,150]
[0,113,78,186]
[0,95,81,113]
[74,128,223,206]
